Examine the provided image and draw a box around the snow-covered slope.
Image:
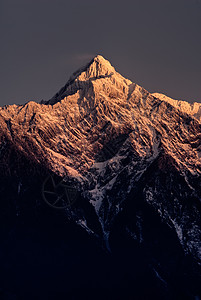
[152,92,201,122]
[0,55,201,266]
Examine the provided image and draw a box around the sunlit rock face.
[152,92,201,122]
[46,55,132,105]
[0,56,201,296]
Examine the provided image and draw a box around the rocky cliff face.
[0,55,201,298]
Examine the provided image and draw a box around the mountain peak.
[90,54,114,70]
[45,55,132,105]
[71,54,115,81]
[91,54,111,65]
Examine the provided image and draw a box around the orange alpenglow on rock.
[0,55,201,264]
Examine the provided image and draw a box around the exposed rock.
[152,92,201,122]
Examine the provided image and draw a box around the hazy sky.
[0,0,201,106]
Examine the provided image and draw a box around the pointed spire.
[70,55,115,82]
[85,55,115,78]
[45,55,132,105]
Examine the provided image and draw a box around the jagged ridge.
[152,92,201,122]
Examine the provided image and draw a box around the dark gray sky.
[0,0,201,106]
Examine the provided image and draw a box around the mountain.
[0,55,201,299]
